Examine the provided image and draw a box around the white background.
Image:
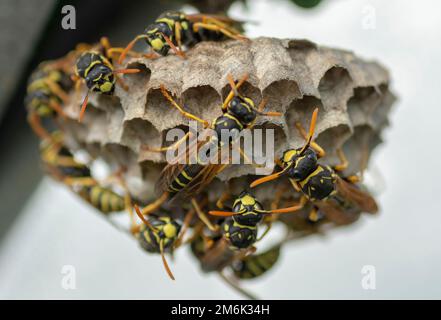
[1,0,441,299]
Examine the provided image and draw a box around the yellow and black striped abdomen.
[299,165,336,201]
[80,185,125,214]
[231,245,281,279]
[168,164,204,195]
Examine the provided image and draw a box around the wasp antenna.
[160,240,175,280]
[236,73,249,90]
[208,210,236,217]
[118,34,148,65]
[269,197,307,214]
[227,73,239,95]
[113,68,141,74]
[160,32,186,58]
[78,93,89,122]
[299,107,319,154]
[133,204,157,232]
[250,164,292,188]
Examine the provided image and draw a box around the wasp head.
[228,96,257,125]
[85,64,115,94]
[283,147,318,181]
[145,22,173,56]
[232,191,264,226]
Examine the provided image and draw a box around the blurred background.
[0,0,440,299]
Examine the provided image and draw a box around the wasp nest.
[60,37,394,212]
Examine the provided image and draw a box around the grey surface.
[0,0,55,122]
[1,0,441,299]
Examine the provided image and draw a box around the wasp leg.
[115,76,129,91]
[202,16,241,33]
[174,208,195,249]
[216,191,231,209]
[295,121,326,158]
[108,47,159,61]
[63,176,97,186]
[346,175,361,183]
[144,131,193,153]
[222,73,249,111]
[271,185,288,210]
[113,68,141,92]
[100,36,112,53]
[193,22,248,42]
[118,34,150,65]
[237,145,257,166]
[191,198,219,232]
[141,192,169,216]
[44,79,69,103]
[78,92,89,122]
[218,271,258,300]
[308,207,319,222]
[160,85,210,127]
[334,148,349,172]
[175,22,184,53]
[49,99,67,118]
[160,32,186,59]
[110,167,136,227]
[27,113,52,141]
[289,178,302,192]
[256,219,273,242]
[270,196,308,214]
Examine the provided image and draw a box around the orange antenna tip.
[208,210,236,217]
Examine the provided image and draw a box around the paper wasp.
[119,11,247,63]
[131,204,195,280]
[25,59,74,141]
[209,191,303,249]
[73,37,141,122]
[250,108,378,224]
[40,131,128,214]
[189,192,295,299]
[139,74,281,220]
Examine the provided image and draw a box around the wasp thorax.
[228,96,257,125]
[284,147,318,181]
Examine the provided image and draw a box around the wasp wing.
[335,176,378,214]
[315,200,361,225]
[186,13,246,33]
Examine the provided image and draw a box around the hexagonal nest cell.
[60,37,395,206]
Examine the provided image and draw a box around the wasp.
[139,74,281,221]
[25,59,74,141]
[119,11,247,63]
[40,131,129,214]
[131,204,195,280]
[209,191,303,249]
[189,192,294,299]
[73,37,141,122]
[250,108,378,224]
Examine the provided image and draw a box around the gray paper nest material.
[61,37,395,202]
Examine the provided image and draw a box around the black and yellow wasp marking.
[73,37,140,122]
[231,244,281,280]
[119,11,247,62]
[138,74,281,221]
[131,205,193,280]
[209,191,303,249]
[25,60,74,141]
[41,131,128,215]
[250,108,378,224]
[77,185,126,214]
